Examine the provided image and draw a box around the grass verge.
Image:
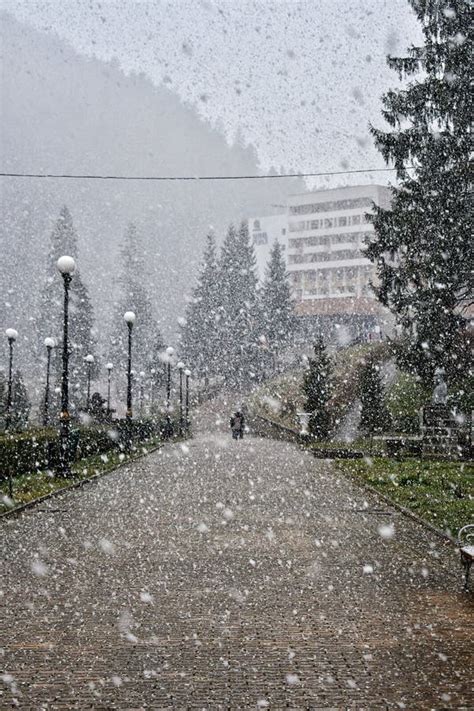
[338,457,474,538]
[0,437,164,514]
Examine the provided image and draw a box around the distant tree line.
[180,222,293,389]
[2,206,166,430]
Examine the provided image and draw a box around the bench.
[458,524,474,590]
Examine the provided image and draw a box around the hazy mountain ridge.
[0,12,303,369]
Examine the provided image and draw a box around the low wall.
[247,411,301,443]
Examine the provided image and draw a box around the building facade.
[286,185,390,319]
[247,185,391,341]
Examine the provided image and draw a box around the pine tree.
[181,233,220,380]
[10,370,30,431]
[218,221,259,388]
[302,338,332,439]
[38,207,97,415]
[367,0,472,387]
[259,240,293,372]
[359,359,392,435]
[111,223,164,379]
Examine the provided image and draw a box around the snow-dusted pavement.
[1,423,472,708]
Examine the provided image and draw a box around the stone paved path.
[1,423,473,709]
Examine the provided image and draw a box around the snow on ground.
[1,405,472,707]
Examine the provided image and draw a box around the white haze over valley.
[1,0,421,368]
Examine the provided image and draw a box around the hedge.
[0,418,173,481]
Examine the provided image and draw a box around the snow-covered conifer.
[302,338,332,440]
[259,240,293,372]
[368,0,472,386]
[111,223,164,380]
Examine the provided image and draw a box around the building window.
[338,216,347,227]
[282,228,286,235]
[289,221,306,232]
[253,232,268,245]
[253,219,261,230]
[351,215,361,225]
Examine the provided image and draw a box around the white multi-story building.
[286,184,390,318]
[248,213,288,282]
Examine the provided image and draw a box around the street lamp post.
[165,346,174,436]
[5,328,18,433]
[150,368,156,415]
[84,354,94,410]
[184,368,191,434]
[57,255,76,477]
[177,361,184,435]
[166,347,174,409]
[139,370,145,417]
[105,362,113,418]
[123,312,136,421]
[43,337,55,427]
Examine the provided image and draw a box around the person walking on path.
[230,410,245,440]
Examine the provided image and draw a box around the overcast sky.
[5,0,422,185]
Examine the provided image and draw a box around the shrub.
[0,417,171,481]
[386,373,430,434]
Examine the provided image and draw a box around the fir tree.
[302,338,332,439]
[10,370,30,431]
[359,359,392,435]
[259,240,294,372]
[111,223,164,378]
[367,0,472,387]
[181,233,220,380]
[218,221,259,388]
[38,207,97,414]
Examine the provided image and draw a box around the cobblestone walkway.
[1,428,472,709]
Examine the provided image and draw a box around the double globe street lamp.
[57,255,76,477]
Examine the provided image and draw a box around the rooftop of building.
[288,183,390,200]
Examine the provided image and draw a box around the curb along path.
[1,432,472,708]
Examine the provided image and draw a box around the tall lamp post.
[123,311,136,420]
[57,255,76,477]
[184,368,191,433]
[139,370,145,417]
[177,361,184,435]
[150,368,156,415]
[105,362,113,417]
[84,353,94,410]
[43,337,55,427]
[5,328,18,433]
[165,346,174,436]
[165,347,174,409]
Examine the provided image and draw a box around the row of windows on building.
[289,197,373,215]
[288,249,370,264]
[291,265,374,297]
[288,213,371,232]
[289,231,372,249]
